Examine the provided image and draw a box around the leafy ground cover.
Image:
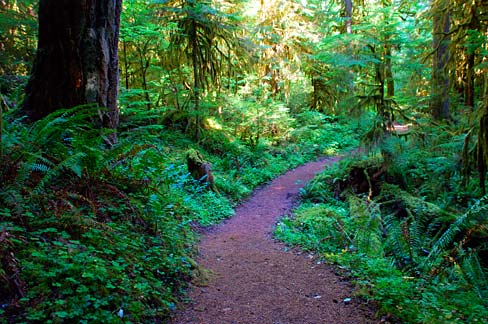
[276,122,488,324]
[0,106,357,323]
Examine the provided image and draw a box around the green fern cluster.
[1,102,356,322]
[276,142,488,323]
[0,107,199,322]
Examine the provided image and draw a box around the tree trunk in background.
[375,53,389,128]
[478,77,488,195]
[343,0,353,34]
[463,3,480,111]
[22,0,122,142]
[190,16,201,141]
[122,41,130,90]
[430,2,450,120]
[465,52,475,109]
[138,47,152,110]
[385,44,394,98]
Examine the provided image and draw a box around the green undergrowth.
[0,106,357,322]
[276,125,488,324]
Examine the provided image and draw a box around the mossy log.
[186,149,218,193]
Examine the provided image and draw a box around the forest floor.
[170,156,377,324]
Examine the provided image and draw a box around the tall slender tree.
[430,0,450,120]
[343,0,353,34]
[451,0,486,110]
[169,0,242,139]
[22,0,122,143]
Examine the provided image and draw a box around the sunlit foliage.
[1,0,488,322]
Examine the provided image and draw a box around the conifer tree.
[22,0,122,143]
[430,0,450,120]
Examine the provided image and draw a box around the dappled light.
[1,0,487,323]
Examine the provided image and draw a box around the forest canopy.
[1,0,487,323]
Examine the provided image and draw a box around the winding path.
[171,156,375,324]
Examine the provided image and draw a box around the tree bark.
[138,45,152,110]
[190,15,201,140]
[463,2,480,110]
[465,52,475,109]
[343,0,353,34]
[430,2,450,120]
[22,0,122,141]
[478,80,488,195]
[385,43,394,98]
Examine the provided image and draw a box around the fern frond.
[32,152,87,195]
[30,105,101,148]
[108,143,158,170]
[383,213,410,263]
[405,207,422,262]
[461,252,488,299]
[14,153,54,187]
[379,184,451,268]
[425,196,488,269]
[30,163,50,173]
[350,196,383,256]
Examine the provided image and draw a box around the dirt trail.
[171,156,375,324]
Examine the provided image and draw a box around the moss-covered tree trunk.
[465,52,475,110]
[430,2,450,120]
[190,16,201,141]
[22,0,122,142]
[186,149,218,192]
[385,44,394,99]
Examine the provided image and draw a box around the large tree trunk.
[22,0,122,141]
[430,2,450,120]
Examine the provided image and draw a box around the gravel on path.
[171,156,376,324]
